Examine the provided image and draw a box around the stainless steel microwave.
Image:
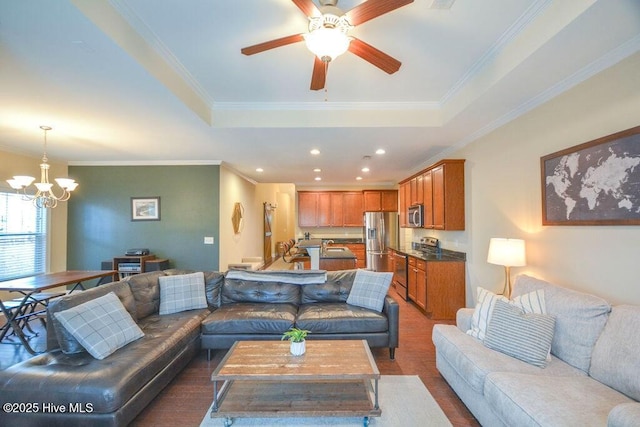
[407,204,423,228]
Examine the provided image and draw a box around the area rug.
[200,375,452,426]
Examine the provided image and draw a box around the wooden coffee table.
[210,340,381,426]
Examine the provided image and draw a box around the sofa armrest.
[608,402,640,427]
[456,308,474,333]
[383,295,399,349]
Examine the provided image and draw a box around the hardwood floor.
[1,286,479,427]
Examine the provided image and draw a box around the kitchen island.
[319,246,357,271]
[296,239,357,271]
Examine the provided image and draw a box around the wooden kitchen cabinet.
[431,160,465,230]
[363,190,398,212]
[408,256,427,310]
[399,182,410,227]
[407,257,418,302]
[406,255,465,320]
[399,159,465,230]
[344,243,366,268]
[298,192,319,227]
[298,191,363,227]
[426,261,465,320]
[342,192,364,226]
[422,170,434,228]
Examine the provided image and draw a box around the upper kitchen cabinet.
[399,159,465,230]
[342,192,364,226]
[298,191,363,227]
[399,182,410,227]
[298,192,319,227]
[363,190,398,212]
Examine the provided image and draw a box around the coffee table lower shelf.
[210,379,381,426]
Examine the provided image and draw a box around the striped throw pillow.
[484,300,556,367]
[467,287,546,341]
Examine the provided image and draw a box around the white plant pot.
[290,340,306,356]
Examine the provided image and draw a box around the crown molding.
[68,160,222,166]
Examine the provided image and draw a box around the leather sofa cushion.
[300,270,354,304]
[201,303,297,334]
[127,271,167,319]
[296,303,388,334]
[221,280,301,305]
[0,309,208,413]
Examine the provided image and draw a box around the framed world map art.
[541,125,640,225]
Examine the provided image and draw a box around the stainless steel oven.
[392,252,408,301]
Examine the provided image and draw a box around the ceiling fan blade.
[347,0,414,26]
[310,56,327,90]
[348,37,401,74]
[241,34,304,56]
[292,0,320,17]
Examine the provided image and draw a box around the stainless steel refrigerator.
[364,212,399,272]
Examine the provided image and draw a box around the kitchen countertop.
[298,237,364,244]
[319,247,357,260]
[389,245,466,262]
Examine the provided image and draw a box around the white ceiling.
[1,0,639,186]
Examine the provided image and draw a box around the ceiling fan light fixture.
[305,13,352,62]
[304,27,350,62]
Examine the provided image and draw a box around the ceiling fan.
[240,0,414,90]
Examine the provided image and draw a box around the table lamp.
[487,238,526,297]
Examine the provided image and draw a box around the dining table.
[0,270,117,354]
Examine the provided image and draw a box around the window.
[0,191,48,281]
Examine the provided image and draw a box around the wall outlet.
[204,237,214,245]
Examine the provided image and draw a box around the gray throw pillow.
[158,271,207,315]
[484,300,556,368]
[53,292,144,360]
[346,269,393,312]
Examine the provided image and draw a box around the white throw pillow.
[346,270,393,312]
[54,292,144,360]
[159,271,207,315]
[467,287,546,341]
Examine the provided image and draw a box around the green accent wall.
[67,165,220,272]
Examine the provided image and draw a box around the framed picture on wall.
[540,125,640,225]
[131,197,161,221]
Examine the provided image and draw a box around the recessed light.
[310,149,320,155]
[315,176,322,181]
[256,168,264,172]
[313,168,321,172]
[356,176,363,180]
[376,149,386,155]
[361,167,370,173]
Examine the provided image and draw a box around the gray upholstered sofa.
[0,268,398,426]
[432,274,640,427]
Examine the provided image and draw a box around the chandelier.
[6,126,78,208]
[304,10,352,63]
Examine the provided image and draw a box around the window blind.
[0,191,48,281]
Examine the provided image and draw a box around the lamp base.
[502,266,512,298]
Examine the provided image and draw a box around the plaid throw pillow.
[54,292,144,360]
[346,269,393,312]
[159,272,207,315]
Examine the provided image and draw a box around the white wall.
[218,166,262,271]
[425,52,640,306]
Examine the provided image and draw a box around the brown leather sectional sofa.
[0,269,399,426]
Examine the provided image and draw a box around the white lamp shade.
[304,27,351,61]
[487,238,526,267]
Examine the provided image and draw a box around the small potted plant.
[282,327,310,356]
